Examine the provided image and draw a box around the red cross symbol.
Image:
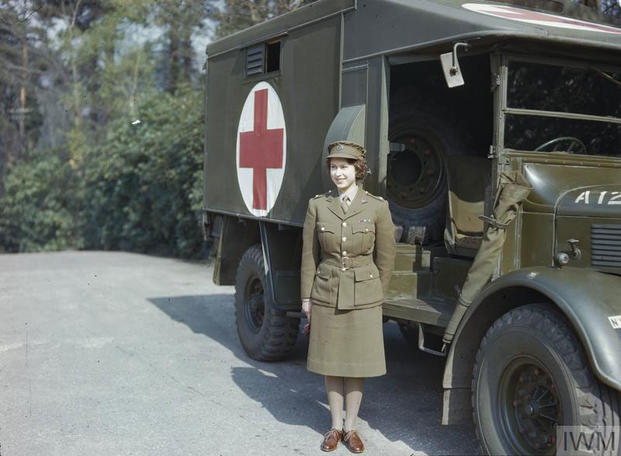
[239,89,284,210]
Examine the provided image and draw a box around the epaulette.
[312,190,332,199]
[365,190,384,201]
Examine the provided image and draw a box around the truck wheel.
[473,304,620,455]
[234,244,300,361]
[388,108,468,241]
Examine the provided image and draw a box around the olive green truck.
[202,1,621,453]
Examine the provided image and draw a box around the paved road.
[0,251,479,456]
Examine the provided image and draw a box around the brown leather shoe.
[343,430,365,453]
[320,428,343,452]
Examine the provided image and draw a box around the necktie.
[341,196,349,214]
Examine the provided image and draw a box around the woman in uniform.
[300,140,396,453]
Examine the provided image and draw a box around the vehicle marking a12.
[609,315,621,329]
[574,190,621,205]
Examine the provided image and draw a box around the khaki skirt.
[306,303,386,377]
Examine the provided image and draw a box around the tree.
[0,2,47,172]
[212,0,316,39]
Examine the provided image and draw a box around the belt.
[321,255,372,271]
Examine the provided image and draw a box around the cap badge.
[336,144,344,151]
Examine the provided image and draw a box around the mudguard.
[450,266,621,391]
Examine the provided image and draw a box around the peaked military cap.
[327,140,366,161]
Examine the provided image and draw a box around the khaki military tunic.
[301,187,396,377]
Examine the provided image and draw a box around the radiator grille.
[591,224,621,271]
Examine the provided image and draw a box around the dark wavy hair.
[327,157,368,181]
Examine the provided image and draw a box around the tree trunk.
[169,22,180,93]
[181,28,192,85]
[18,34,28,162]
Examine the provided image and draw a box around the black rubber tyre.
[234,244,300,361]
[473,304,621,456]
[388,106,469,241]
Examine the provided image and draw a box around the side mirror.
[440,42,469,88]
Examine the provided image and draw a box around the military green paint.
[213,217,259,286]
[260,222,303,308]
[382,295,453,327]
[341,63,368,107]
[341,0,621,64]
[519,213,554,269]
[433,257,472,299]
[555,216,621,272]
[447,267,621,390]
[204,0,621,423]
[522,162,621,211]
[205,13,342,225]
[204,0,621,226]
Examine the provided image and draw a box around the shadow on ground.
[149,294,480,455]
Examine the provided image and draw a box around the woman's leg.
[325,375,344,429]
[343,377,364,432]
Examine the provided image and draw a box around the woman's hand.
[302,299,312,335]
[302,299,312,320]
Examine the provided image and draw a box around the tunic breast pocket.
[316,222,337,252]
[352,221,375,253]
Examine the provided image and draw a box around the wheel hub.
[500,362,561,454]
[387,134,444,208]
[244,277,265,332]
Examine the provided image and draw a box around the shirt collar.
[338,184,358,202]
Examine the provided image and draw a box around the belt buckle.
[341,256,353,270]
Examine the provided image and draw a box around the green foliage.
[81,87,204,257]
[0,87,204,257]
[0,0,207,258]
[0,149,82,253]
[212,0,317,38]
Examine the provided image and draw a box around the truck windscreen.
[504,60,621,157]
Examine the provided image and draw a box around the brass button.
[342,222,347,227]
[342,237,347,242]
[369,274,373,278]
[321,226,325,231]
[341,267,347,271]
[365,228,369,232]
[342,251,347,255]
